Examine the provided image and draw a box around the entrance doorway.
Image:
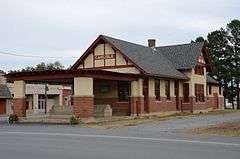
[213,93,219,109]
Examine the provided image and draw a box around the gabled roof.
[206,75,219,85]
[0,84,12,99]
[156,43,205,69]
[102,35,187,79]
[71,35,210,79]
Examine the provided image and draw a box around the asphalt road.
[0,113,239,159]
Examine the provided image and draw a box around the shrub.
[8,114,19,124]
[69,116,80,125]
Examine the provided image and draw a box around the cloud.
[0,0,239,71]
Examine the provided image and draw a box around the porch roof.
[5,69,141,83]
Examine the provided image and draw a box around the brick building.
[0,72,71,116]
[5,35,224,118]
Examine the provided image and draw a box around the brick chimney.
[148,39,156,48]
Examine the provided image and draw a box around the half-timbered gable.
[74,37,141,74]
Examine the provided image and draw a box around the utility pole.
[44,83,49,114]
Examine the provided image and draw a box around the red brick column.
[13,98,26,117]
[73,96,94,118]
[218,97,224,109]
[130,97,144,116]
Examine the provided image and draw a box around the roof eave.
[145,73,189,80]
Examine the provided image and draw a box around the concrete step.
[49,114,73,119]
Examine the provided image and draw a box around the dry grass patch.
[84,117,152,129]
[84,112,192,129]
[192,120,240,137]
[82,110,240,129]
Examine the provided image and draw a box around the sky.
[0,0,239,72]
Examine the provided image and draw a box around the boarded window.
[118,81,130,102]
[155,79,160,100]
[183,83,189,102]
[219,86,222,95]
[195,84,205,102]
[165,80,170,100]
[174,80,179,96]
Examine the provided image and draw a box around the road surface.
[0,113,239,159]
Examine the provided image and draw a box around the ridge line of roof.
[156,42,204,49]
[101,34,204,49]
[101,35,150,49]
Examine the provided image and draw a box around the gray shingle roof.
[102,35,188,79]
[0,84,12,99]
[156,42,204,69]
[206,75,219,85]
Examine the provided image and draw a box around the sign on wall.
[94,54,116,60]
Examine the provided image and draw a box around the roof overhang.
[5,69,141,83]
[145,73,189,80]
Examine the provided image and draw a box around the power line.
[0,51,79,59]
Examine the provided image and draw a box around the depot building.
[5,35,224,118]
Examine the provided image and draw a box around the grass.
[196,110,240,116]
[192,120,240,137]
[83,110,240,129]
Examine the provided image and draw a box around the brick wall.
[206,96,224,110]
[73,96,94,118]
[94,97,130,116]
[219,97,224,109]
[13,98,26,117]
[148,97,177,113]
[192,97,209,111]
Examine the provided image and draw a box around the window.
[195,84,204,102]
[165,80,170,100]
[71,96,74,106]
[38,95,45,109]
[194,65,204,75]
[219,86,222,95]
[209,85,212,95]
[155,79,160,100]
[118,81,130,102]
[183,83,189,102]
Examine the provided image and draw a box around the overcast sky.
[0,0,239,72]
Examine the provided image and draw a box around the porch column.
[130,78,144,116]
[13,80,26,117]
[59,88,63,106]
[73,77,94,118]
[33,94,39,113]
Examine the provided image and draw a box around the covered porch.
[6,69,144,119]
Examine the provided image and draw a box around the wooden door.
[0,99,6,115]
[143,78,149,113]
[175,80,179,110]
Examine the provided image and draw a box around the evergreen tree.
[191,36,205,43]
[226,19,240,109]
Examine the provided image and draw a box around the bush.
[69,116,80,125]
[8,114,19,124]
